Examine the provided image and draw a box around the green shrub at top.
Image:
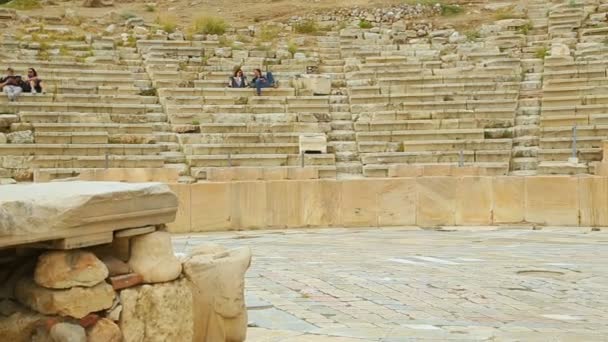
[1,0,41,9]
[404,0,441,5]
[218,36,233,47]
[294,19,318,34]
[535,47,549,59]
[193,16,227,35]
[259,24,281,42]
[121,11,137,20]
[157,14,177,33]
[440,4,463,16]
[517,22,533,35]
[287,41,298,56]
[404,0,464,17]
[358,20,372,29]
[465,30,480,41]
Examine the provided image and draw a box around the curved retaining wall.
[166,175,608,232]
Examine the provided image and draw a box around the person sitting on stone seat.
[228,68,249,88]
[0,67,23,102]
[20,67,43,95]
[250,68,276,96]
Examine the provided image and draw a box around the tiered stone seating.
[345,38,521,177]
[140,39,336,181]
[0,38,173,182]
[537,1,608,174]
[3,0,608,181]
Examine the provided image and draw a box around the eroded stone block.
[492,176,524,224]
[455,177,492,225]
[15,277,115,319]
[34,250,109,289]
[416,177,456,226]
[183,247,251,342]
[525,176,579,226]
[0,182,178,237]
[128,231,182,284]
[120,279,194,342]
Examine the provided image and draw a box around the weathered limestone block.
[299,134,327,154]
[128,231,182,283]
[298,74,331,95]
[0,304,44,342]
[0,181,178,236]
[34,251,109,289]
[551,43,570,57]
[416,177,456,226]
[119,279,194,342]
[74,168,179,183]
[87,318,122,342]
[50,323,87,342]
[99,255,131,276]
[6,130,34,144]
[15,277,115,319]
[0,114,19,128]
[492,176,524,224]
[183,246,252,342]
[525,176,579,226]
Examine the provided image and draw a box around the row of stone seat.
[536,1,608,175]
[0,41,178,181]
[362,162,510,178]
[0,94,158,104]
[342,24,520,175]
[0,102,162,114]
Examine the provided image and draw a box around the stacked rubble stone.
[0,181,251,341]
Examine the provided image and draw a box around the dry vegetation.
[0,0,503,37]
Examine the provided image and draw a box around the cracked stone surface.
[173,227,608,341]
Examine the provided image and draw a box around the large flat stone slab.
[0,181,177,248]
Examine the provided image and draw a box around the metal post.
[569,125,579,164]
[458,150,464,167]
[301,151,305,168]
[572,124,577,159]
[105,153,109,169]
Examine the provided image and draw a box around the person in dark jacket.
[228,68,248,88]
[20,67,43,94]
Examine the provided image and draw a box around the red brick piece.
[43,317,61,331]
[79,313,100,328]
[110,273,143,290]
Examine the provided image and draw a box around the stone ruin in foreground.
[0,181,251,342]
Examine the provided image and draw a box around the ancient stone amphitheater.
[1,0,608,231]
[1,2,607,340]
[1,0,607,183]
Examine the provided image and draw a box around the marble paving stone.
[174,227,608,341]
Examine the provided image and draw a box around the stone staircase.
[510,0,548,175]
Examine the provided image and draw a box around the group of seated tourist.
[228,68,276,96]
[0,67,44,102]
